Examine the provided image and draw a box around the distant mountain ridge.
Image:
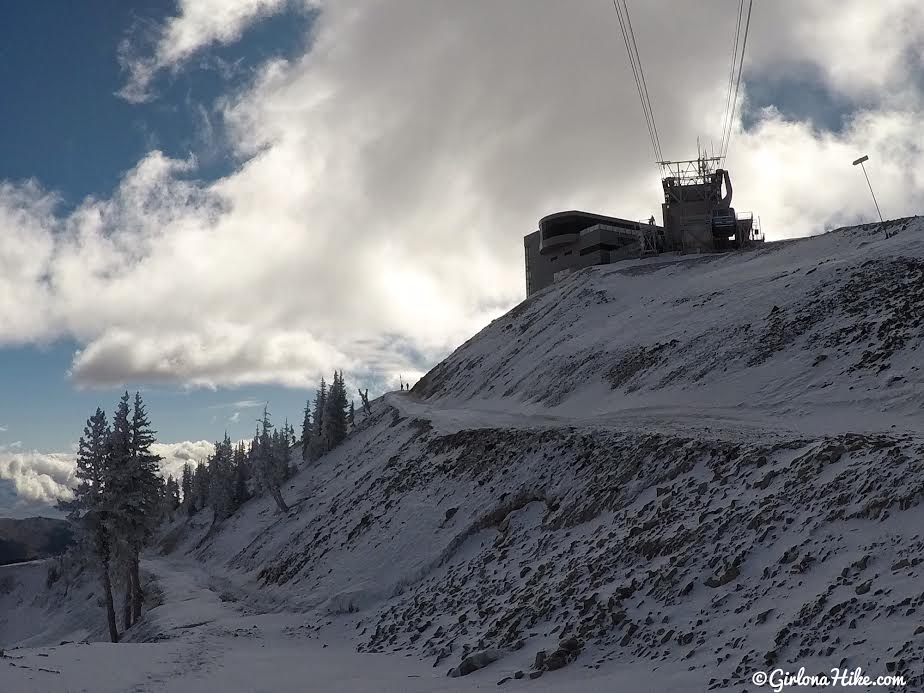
[0,517,73,566]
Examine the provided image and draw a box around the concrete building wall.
[524,230,546,297]
[524,211,660,296]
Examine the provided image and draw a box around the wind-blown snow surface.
[3,218,924,691]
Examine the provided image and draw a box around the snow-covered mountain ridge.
[416,216,923,435]
[3,218,924,691]
[191,218,924,689]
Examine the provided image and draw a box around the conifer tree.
[180,464,195,516]
[208,433,235,521]
[348,400,355,426]
[193,462,210,512]
[278,422,294,482]
[323,371,348,451]
[232,441,250,508]
[300,399,312,462]
[253,407,289,512]
[108,392,162,627]
[128,393,163,624]
[163,475,180,519]
[107,392,135,630]
[309,377,327,460]
[57,408,120,643]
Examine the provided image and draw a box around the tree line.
[164,371,356,521]
[59,371,359,642]
[173,409,295,519]
[300,370,352,462]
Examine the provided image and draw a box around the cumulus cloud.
[152,440,215,480]
[1,1,923,391]
[0,448,75,507]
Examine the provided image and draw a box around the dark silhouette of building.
[524,157,762,296]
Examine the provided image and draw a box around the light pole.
[852,154,883,223]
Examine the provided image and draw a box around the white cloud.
[1,1,924,391]
[152,440,215,480]
[118,0,314,102]
[0,448,75,507]
[0,440,217,515]
[216,399,265,409]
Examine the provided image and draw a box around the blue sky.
[0,2,328,518]
[0,2,311,205]
[0,2,316,458]
[1,1,922,518]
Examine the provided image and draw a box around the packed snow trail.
[1,554,703,692]
[387,388,924,441]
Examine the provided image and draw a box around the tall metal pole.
[852,155,883,223]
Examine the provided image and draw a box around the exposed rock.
[544,650,570,671]
[448,649,502,678]
[705,565,740,588]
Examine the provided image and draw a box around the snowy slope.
[2,218,923,691]
[415,216,924,437]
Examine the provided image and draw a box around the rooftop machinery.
[613,0,764,252]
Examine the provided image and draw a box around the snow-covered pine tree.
[107,392,135,630]
[254,407,289,512]
[349,400,355,426]
[57,407,120,643]
[128,392,163,622]
[108,392,163,627]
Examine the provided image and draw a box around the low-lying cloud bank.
[0,441,215,517]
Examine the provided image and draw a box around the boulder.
[448,649,502,678]
[545,650,569,671]
[705,565,740,588]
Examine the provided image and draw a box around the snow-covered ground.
[2,218,922,691]
[1,555,694,692]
